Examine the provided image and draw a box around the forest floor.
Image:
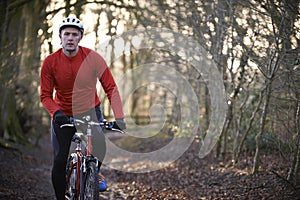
[0,130,300,200]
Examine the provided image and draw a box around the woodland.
[0,0,300,199]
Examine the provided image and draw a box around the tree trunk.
[234,90,263,164]
[0,0,25,142]
[287,100,300,186]
[0,0,48,143]
[252,80,271,173]
[17,0,48,135]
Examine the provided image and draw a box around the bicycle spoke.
[66,154,78,199]
[82,161,99,200]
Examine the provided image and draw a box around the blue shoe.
[98,172,107,192]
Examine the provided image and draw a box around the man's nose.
[67,35,74,40]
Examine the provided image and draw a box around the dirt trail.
[0,133,54,199]
[0,132,299,200]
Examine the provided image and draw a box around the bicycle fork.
[75,141,82,199]
[80,126,100,199]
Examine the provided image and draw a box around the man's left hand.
[113,118,126,130]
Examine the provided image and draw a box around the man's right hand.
[53,110,70,126]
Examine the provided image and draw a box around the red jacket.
[40,46,124,118]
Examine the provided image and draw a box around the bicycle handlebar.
[60,118,125,134]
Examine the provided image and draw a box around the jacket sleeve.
[96,55,124,119]
[40,57,60,117]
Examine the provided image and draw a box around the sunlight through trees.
[1,0,300,187]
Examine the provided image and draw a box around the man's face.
[60,27,82,53]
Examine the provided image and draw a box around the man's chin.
[66,49,75,53]
[62,46,78,56]
[65,46,75,51]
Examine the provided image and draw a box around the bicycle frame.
[65,126,98,199]
[64,117,124,200]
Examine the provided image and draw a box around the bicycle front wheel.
[81,161,99,200]
[66,153,78,200]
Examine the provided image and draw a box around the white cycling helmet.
[59,17,84,34]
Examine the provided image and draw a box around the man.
[40,16,126,200]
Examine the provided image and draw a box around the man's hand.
[54,110,70,126]
[113,118,126,130]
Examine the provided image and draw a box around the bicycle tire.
[81,160,99,200]
[66,153,78,200]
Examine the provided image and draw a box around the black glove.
[53,110,70,126]
[113,118,126,130]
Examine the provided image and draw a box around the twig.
[270,169,296,190]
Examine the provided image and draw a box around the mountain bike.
[61,116,124,200]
